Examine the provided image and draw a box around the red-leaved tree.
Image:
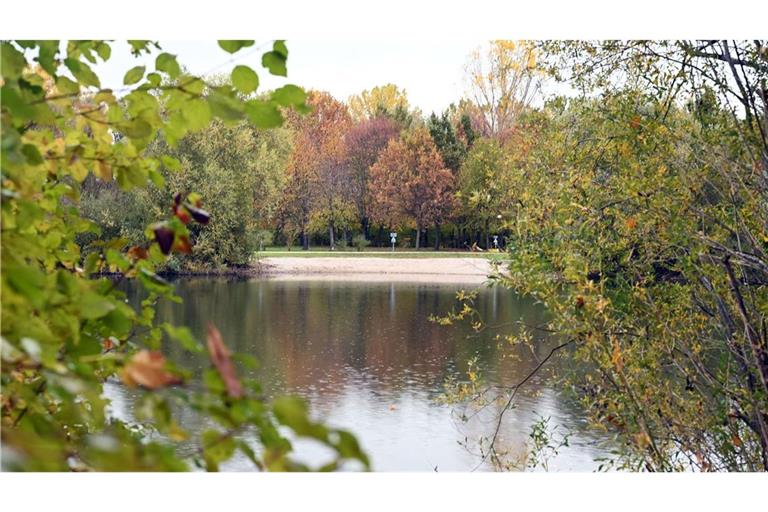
[369,128,457,249]
[280,91,352,249]
[345,116,401,239]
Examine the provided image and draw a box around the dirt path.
[259,257,494,283]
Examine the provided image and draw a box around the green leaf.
[207,91,244,122]
[334,430,369,467]
[6,264,46,307]
[182,98,212,131]
[128,40,154,56]
[119,118,153,139]
[21,144,44,165]
[217,40,255,54]
[231,65,259,94]
[1,86,34,118]
[80,292,115,320]
[36,40,60,76]
[64,58,101,88]
[271,84,306,107]
[145,72,162,87]
[202,429,236,471]
[95,42,111,61]
[138,268,170,294]
[244,100,283,128]
[123,65,146,85]
[160,155,182,172]
[1,42,27,80]
[163,324,202,353]
[55,76,80,95]
[156,53,181,80]
[273,40,288,58]
[272,395,312,434]
[262,51,287,77]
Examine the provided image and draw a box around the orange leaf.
[206,324,243,398]
[127,246,148,261]
[120,350,183,389]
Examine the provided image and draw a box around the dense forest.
[2,39,767,471]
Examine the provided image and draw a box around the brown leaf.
[120,350,183,389]
[174,205,192,225]
[174,234,193,254]
[97,159,112,180]
[206,324,243,398]
[127,245,148,261]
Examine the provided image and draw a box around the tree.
[427,108,471,173]
[281,90,353,249]
[1,40,367,471]
[82,120,293,269]
[456,40,768,471]
[464,40,541,138]
[369,128,457,249]
[348,83,409,121]
[344,116,401,239]
[457,138,512,248]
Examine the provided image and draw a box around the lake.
[110,277,618,471]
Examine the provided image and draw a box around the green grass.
[254,246,505,259]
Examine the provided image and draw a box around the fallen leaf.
[121,350,182,389]
[206,324,243,398]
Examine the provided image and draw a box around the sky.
[93,40,484,115]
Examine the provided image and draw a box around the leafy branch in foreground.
[445,40,767,472]
[1,40,367,471]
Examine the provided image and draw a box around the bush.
[353,234,371,252]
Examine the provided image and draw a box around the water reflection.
[113,277,616,471]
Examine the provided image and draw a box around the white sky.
[92,40,483,116]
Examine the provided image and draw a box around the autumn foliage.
[369,128,457,248]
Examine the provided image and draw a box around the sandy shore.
[259,257,494,284]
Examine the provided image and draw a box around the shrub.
[353,234,371,252]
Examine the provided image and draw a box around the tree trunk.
[329,222,335,250]
[362,216,370,240]
[434,221,441,251]
[415,224,421,249]
[301,229,309,250]
[485,218,490,250]
[378,225,384,247]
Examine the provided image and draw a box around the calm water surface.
[110,277,617,471]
